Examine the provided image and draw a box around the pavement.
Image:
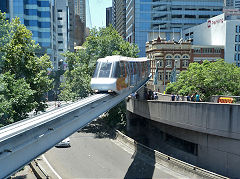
[11,165,37,179]
[9,100,226,179]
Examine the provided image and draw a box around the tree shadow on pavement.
[79,117,117,139]
[11,174,27,179]
[124,138,155,179]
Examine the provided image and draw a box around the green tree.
[84,25,139,75]
[166,60,240,101]
[59,26,139,131]
[0,13,53,126]
[59,25,139,101]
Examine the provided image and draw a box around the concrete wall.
[126,98,240,178]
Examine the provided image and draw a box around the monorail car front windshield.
[93,62,113,78]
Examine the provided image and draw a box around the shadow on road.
[80,117,116,139]
[80,116,156,179]
[124,139,155,179]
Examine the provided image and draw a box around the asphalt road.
[44,130,187,179]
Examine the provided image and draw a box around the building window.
[37,1,49,7]
[166,60,172,67]
[215,48,221,53]
[165,55,173,67]
[58,17,62,20]
[58,9,62,12]
[236,26,240,33]
[235,35,239,42]
[165,72,171,80]
[58,33,63,36]
[182,60,189,67]
[182,55,189,67]
[58,25,63,28]
[159,60,163,67]
[58,41,63,44]
[158,72,162,80]
[58,49,63,51]
[185,15,196,18]
[194,48,201,53]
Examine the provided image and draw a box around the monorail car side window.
[120,62,126,77]
[112,62,121,78]
[93,62,100,78]
[98,62,112,78]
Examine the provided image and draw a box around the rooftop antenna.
[158,25,161,38]
[179,29,183,43]
[188,28,190,40]
[172,28,175,41]
[152,27,154,40]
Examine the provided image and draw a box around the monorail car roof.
[97,55,149,62]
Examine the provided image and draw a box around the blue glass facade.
[126,0,224,57]
[0,0,52,51]
[13,0,25,24]
[0,0,8,13]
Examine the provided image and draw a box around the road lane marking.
[42,154,62,179]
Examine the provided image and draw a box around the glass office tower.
[126,0,224,57]
[0,0,52,57]
[24,0,51,55]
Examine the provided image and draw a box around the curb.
[30,129,229,179]
[115,130,229,179]
[30,158,50,179]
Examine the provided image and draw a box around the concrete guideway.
[0,92,129,178]
[0,74,151,178]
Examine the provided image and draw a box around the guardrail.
[115,130,229,179]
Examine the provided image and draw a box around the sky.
[86,0,112,29]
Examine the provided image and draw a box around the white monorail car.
[91,55,150,93]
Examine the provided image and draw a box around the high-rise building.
[112,0,126,39]
[51,0,75,70]
[126,0,224,57]
[106,7,112,26]
[225,0,234,7]
[75,0,86,24]
[234,0,240,8]
[0,0,54,68]
[0,0,8,15]
[0,0,76,71]
[183,13,240,66]
[74,0,86,46]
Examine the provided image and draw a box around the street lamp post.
[170,59,178,83]
[163,64,171,93]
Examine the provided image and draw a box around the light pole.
[153,61,159,84]
[163,64,171,93]
[170,59,178,83]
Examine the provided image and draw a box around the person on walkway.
[176,94,180,101]
[187,95,190,101]
[153,91,158,100]
[196,93,200,102]
[190,94,195,102]
[171,94,175,101]
[148,90,153,100]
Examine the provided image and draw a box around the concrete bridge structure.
[126,93,240,178]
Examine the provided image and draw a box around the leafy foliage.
[84,25,139,75]
[59,26,139,131]
[101,101,126,132]
[59,25,139,101]
[0,13,52,126]
[166,60,240,101]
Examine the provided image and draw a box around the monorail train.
[90,55,151,93]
